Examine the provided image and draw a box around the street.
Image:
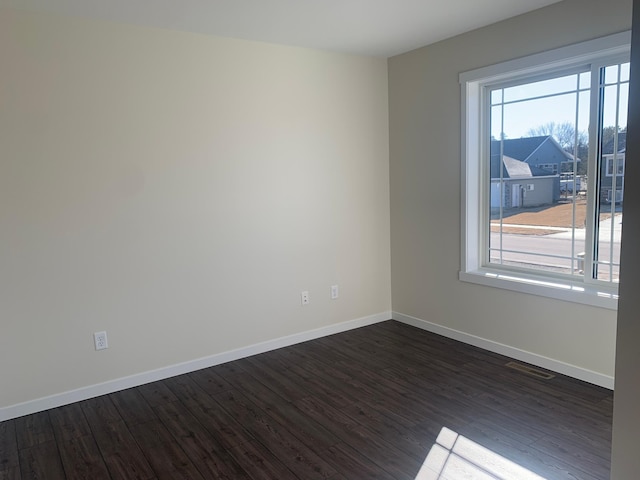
[490,216,622,279]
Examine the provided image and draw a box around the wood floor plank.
[530,433,611,480]
[163,374,216,407]
[163,375,254,450]
[228,370,341,452]
[292,394,422,479]
[136,382,179,408]
[321,442,397,480]
[340,401,430,461]
[152,400,251,480]
[79,395,122,428]
[109,388,157,426]
[0,420,21,480]
[284,363,355,409]
[241,355,312,403]
[128,420,205,480]
[56,434,111,480]
[212,389,337,479]
[187,367,234,397]
[49,404,92,442]
[18,440,65,480]
[1,321,614,480]
[14,412,55,449]
[225,439,297,480]
[337,423,423,478]
[90,420,155,480]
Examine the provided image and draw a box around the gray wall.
[611,0,640,476]
[389,0,631,382]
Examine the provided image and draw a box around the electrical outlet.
[301,291,310,306]
[330,284,339,300]
[94,331,108,351]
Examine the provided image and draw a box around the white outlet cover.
[94,331,108,350]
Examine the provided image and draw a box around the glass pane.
[602,84,629,128]
[579,71,591,89]
[620,62,630,82]
[491,105,503,140]
[503,74,580,103]
[604,64,619,85]
[489,72,589,276]
[491,89,503,106]
[593,63,627,283]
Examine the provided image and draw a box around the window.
[460,32,630,309]
[605,156,625,176]
[538,163,558,174]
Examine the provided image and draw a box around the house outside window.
[460,32,630,309]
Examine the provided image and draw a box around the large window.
[460,32,630,309]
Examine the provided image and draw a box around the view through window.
[489,61,628,284]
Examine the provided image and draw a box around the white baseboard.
[0,311,391,422]
[393,311,614,390]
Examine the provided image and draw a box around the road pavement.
[490,214,622,278]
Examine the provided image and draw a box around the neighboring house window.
[605,156,625,176]
[560,161,575,173]
[538,163,558,174]
[460,32,630,309]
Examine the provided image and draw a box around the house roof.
[491,155,554,179]
[490,135,575,163]
[491,136,546,161]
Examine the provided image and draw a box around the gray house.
[490,154,556,209]
[493,135,577,174]
[490,135,579,208]
[600,132,626,203]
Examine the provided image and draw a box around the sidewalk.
[492,214,622,241]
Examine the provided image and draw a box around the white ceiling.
[0,0,563,57]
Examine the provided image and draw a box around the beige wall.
[0,10,390,410]
[389,0,632,380]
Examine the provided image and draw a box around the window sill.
[459,269,618,310]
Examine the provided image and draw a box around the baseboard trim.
[0,311,391,421]
[392,311,614,390]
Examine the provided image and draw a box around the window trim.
[459,31,630,310]
[605,155,625,176]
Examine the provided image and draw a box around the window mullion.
[570,75,580,274]
[608,66,623,281]
[583,64,602,284]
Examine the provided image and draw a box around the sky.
[491,63,629,141]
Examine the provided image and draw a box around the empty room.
[1,0,639,478]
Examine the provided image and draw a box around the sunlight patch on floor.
[415,427,546,480]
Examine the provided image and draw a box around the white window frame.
[605,155,625,176]
[459,31,630,310]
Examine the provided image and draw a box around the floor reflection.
[415,427,545,479]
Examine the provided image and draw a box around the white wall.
[389,0,632,383]
[0,10,391,413]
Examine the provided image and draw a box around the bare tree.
[526,121,589,174]
[526,121,587,151]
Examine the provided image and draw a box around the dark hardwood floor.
[0,321,613,479]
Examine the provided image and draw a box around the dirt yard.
[491,198,614,235]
